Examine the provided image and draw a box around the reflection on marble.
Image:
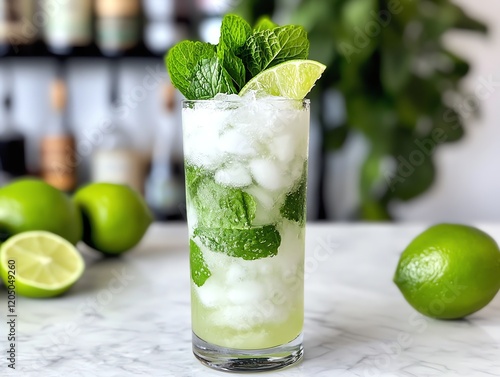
[2,224,500,377]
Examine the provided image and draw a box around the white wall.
[393,0,500,222]
[327,0,500,222]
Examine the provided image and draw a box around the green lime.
[394,224,500,319]
[0,179,82,244]
[73,183,153,255]
[0,231,85,298]
[239,59,326,99]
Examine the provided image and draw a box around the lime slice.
[0,231,85,298]
[239,59,326,99]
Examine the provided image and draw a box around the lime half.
[239,59,326,99]
[0,231,85,298]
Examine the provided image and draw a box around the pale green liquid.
[191,224,305,350]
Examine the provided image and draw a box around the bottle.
[0,0,37,55]
[143,0,175,20]
[40,78,77,192]
[0,91,27,181]
[0,1,7,55]
[91,68,144,192]
[96,0,141,56]
[145,84,184,220]
[196,0,235,16]
[195,0,227,44]
[42,0,92,55]
[143,0,186,55]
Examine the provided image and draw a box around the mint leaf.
[185,164,205,197]
[217,40,246,90]
[189,57,237,100]
[194,225,281,260]
[240,25,310,78]
[280,164,308,225]
[166,41,216,98]
[190,239,211,287]
[220,14,252,54]
[185,164,256,228]
[254,16,278,31]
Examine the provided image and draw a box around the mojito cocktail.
[183,97,309,368]
[166,13,325,372]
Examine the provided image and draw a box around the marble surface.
[3,223,500,377]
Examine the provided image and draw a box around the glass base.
[192,332,304,372]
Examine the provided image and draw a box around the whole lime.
[394,224,500,319]
[73,183,153,255]
[0,179,82,244]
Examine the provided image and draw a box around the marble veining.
[3,223,500,377]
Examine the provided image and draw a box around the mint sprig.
[194,225,281,261]
[166,42,216,98]
[220,14,252,54]
[165,14,310,100]
[190,57,237,99]
[186,164,282,261]
[190,239,211,287]
[240,26,310,78]
[254,16,278,32]
[280,163,308,225]
[217,41,246,90]
[186,164,256,228]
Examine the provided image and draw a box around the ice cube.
[285,111,310,160]
[287,159,306,188]
[213,93,242,102]
[183,108,228,170]
[215,165,252,188]
[270,134,296,163]
[249,159,286,191]
[240,90,258,101]
[227,282,265,305]
[196,279,224,308]
[213,93,229,101]
[245,185,275,209]
[225,264,248,284]
[219,129,257,157]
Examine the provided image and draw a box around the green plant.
[237,0,486,220]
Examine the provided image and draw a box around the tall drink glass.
[182,97,309,372]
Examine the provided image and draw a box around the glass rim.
[182,98,310,105]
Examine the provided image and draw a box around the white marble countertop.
[3,223,500,377]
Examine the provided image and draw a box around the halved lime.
[0,231,85,298]
[239,59,326,99]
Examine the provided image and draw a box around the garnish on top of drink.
[165,14,326,100]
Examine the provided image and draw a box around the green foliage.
[280,164,308,225]
[166,13,311,99]
[254,16,278,31]
[165,41,217,98]
[190,239,211,287]
[238,0,486,220]
[185,164,282,261]
[194,225,281,260]
[185,164,256,228]
[240,25,310,78]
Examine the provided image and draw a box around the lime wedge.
[239,59,326,99]
[0,231,85,298]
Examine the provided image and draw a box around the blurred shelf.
[3,41,165,60]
